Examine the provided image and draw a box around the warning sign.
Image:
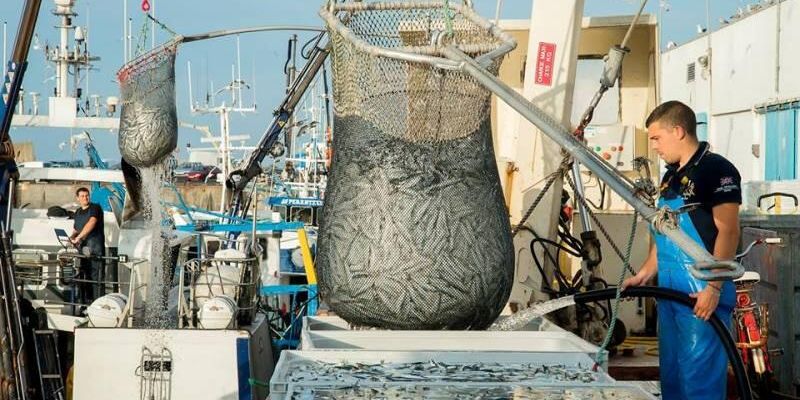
[534,42,556,86]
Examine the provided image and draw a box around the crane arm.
[1,0,43,148]
[225,34,329,218]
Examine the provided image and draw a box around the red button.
[602,152,611,160]
[618,145,624,151]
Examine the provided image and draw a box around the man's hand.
[70,236,82,245]
[689,285,720,320]
[622,273,649,289]
[623,243,658,289]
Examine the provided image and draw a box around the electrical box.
[583,125,636,171]
[48,96,77,127]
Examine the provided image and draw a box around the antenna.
[251,59,257,110]
[236,35,243,109]
[187,60,194,112]
[123,0,127,64]
[204,56,209,107]
[86,5,91,100]
[150,0,156,50]
[210,80,215,107]
[128,18,133,61]
[230,63,235,105]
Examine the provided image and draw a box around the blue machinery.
[206,32,328,349]
[83,134,127,213]
[169,197,318,351]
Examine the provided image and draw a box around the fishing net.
[117,43,179,168]
[317,1,516,330]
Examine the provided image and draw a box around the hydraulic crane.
[224,33,329,227]
[1,0,43,227]
[0,2,45,399]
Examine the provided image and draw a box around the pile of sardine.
[286,360,599,386]
[289,385,653,400]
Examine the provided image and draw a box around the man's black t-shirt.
[73,203,105,247]
[659,142,742,252]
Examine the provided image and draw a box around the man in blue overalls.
[623,101,741,400]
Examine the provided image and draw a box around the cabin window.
[764,106,799,181]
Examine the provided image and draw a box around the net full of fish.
[117,43,179,168]
[318,0,516,331]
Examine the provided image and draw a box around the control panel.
[583,124,636,171]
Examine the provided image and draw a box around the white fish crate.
[302,315,567,333]
[300,329,600,354]
[275,382,658,399]
[269,350,622,399]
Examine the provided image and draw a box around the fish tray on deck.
[303,314,565,333]
[268,350,647,399]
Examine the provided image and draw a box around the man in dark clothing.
[70,187,105,305]
[623,101,741,400]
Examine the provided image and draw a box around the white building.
[660,0,800,187]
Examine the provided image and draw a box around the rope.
[134,12,178,57]
[648,206,679,233]
[594,211,638,370]
[442,0,454,36]
[146,13,179,37]
[564,172,637,275]
[134,19,150,57]
[511,158,570,236]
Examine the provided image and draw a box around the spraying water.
[488,296,576,331]
[137,160,174,329]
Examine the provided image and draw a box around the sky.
[3,0,752,163]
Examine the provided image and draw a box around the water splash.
[138,160,173,329]
[488,296,576,331]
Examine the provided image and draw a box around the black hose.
[574,286,753,400]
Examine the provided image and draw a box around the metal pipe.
[443,46,743,281]
[5,178,13,233]
[0,229,27,399]
[181,25,326,44]
[3,21,7,77]
[620,0,648,49]
[493,0,503,25]
[571,163,593,231]
[320,3,517,70]
[11,0,42,63]
[0,267,13,397]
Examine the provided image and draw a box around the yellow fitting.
[297,228,317,285]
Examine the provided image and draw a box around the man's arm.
[711,203,740,260]
[691,202,740,320]
[72,216,97,243]
[622,240,657,288]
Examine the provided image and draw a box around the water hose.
[574,286,753,400]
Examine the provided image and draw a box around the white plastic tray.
[270,350,614,399]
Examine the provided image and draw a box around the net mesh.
[117,44,179,168]
[317,1,514,330]
[328,1,504,142]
